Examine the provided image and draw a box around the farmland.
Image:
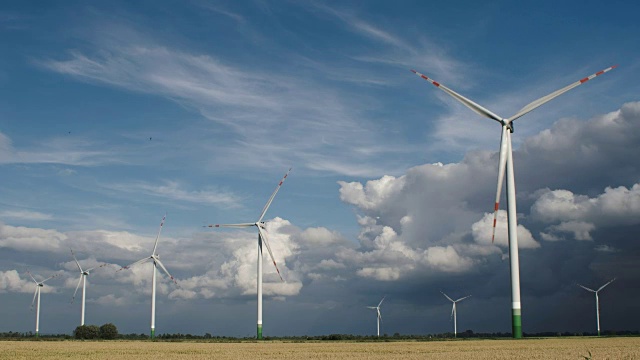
[1,337,638,359]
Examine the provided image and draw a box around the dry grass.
[1,337,638,359]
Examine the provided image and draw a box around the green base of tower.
[257,324,263,340]
[150,328,155,339]
[35,332,39,338]
[512,312,522,339]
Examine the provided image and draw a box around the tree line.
[0,327,638,340]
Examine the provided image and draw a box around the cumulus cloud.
[0,224,67,252]
[471,211,540,249]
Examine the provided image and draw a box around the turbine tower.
[441,291,471,338]
[366,296,385,337]
[118,214,176,339]
[27,271,60,337]
[578,278,616,336]
[206,168,291,340]
[70,248,107,326]
[411,65,616,338]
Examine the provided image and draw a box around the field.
[1,337,638,359]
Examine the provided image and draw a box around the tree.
[99,323,118,339]
[74,325,100,339]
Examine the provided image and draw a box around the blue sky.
[1,0,640,337]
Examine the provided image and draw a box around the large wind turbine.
[366,296,385,337]
[70,248,107,326]
[118,214,176,339]
[441,291,471,338]
[411,65,616,338]
[577,278,616,336]
[27,271,60,337]
[206,168,291,340]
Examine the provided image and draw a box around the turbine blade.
[577,283,596,293]
[450,303,455,320]
[31,287,38,310]
[40,273,61,284]
[366,306,377,309]
[378,309,382,323]
[204,223,255,228]
[151,213,166,256]
[154,257,177,284]
[410,69,503,123]
[71,274,83,304]
[257,168,292,223]
[26,271,37,284]
[507,65,617,122]
[440,291,454,302]
[118,257,150,271]
[85,263,109,273]
[378,296,386,308]
[456,295,472,302]
[257,226,284,282]
[597,278,616,292]
[492,126,509,243]
[70,248,83,272]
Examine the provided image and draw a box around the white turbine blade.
[257,226,284,282]
[578,283,596,293]
[366,306,377,309]
[71,274,83,304]
[31,287,38,310]
[257,168,292,223]
[410,69,503,123]
[456,295,472,302]
[154,257,177,284]
[40,273,61,284]
[85,263,109,273]
[597,278,616,292]
[26,271,38,284]
[70,248,83,272]
[491,126,509,243]
[450,303,455,320]
[204,223,254,228]
[378,296,386,308]
[377,309,382,323]
[118,257,150,271]
[507,65,617,122]
[151,213,166,256]
[440,291,454,302]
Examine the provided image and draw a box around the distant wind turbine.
[118,214,176,339]
[366,296,385,337]
[441,291,471,338]
[70,248,107,326]
[206,168,291,340]
[578,278,616,336]
[411,65,616,338]
[27,271,61,337]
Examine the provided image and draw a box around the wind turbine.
[118,214,176,339]
[366,296,385,337]
[205,168,291,340]
[441,291,471,338]
[27,271,61,337]
[70,248,107,326]
[577,278,616,336]
[411,65,616,338]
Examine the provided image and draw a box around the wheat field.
[1,337,638,359]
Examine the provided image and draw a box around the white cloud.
[105,181,242,207]
[0,210,53,221]
[471,211,540,249]
[0,224,67,252]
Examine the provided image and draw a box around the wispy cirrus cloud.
[105,180,242,207]
[0,210,53,221]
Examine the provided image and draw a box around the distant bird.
[149,137,152,140]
